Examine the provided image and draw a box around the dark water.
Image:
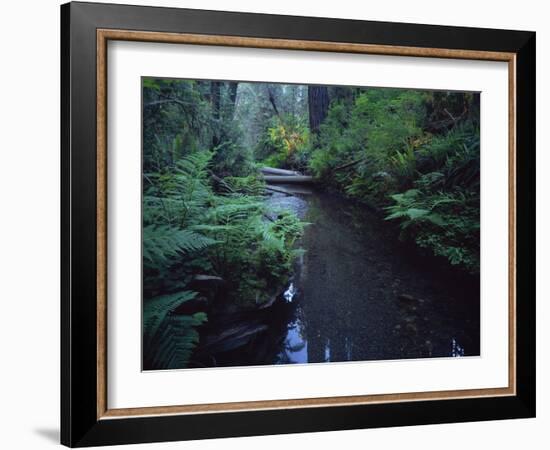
[191,187,480,368]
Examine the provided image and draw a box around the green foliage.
[195,194,305,306]
[211,126,255,177]
[390,144,417,181]
[143,78,212,173]
[142,151,220,369]
[142,148,305,368]
[385,188,479,271]
[141,77,481,371]
[223,175,266,196]
[143,151,213,227]
[417,123,479,172]
[309,87,480,271]
[384,124,480,271]
[143,291,207,370]
[143,77,254,177]
[143,225,218,264]
[257,115,310,171]
[309,90,426,202]
[141,80,309,368]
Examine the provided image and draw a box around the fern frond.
[143,291,207,369]
[143,291,197,347]
[143,225,218,264]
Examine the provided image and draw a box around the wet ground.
[191,186,480,368]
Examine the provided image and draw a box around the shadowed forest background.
[142,78,481,371]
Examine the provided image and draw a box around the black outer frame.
[60,1,536,447]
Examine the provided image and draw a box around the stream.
[191,185,480,368]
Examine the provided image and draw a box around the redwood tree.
[308,86,329,134]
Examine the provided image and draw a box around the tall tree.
[267,85,280,117]
[210,81,222,147]
[227,82,239,117]
[308,86,329,134]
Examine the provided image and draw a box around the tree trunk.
[308,86,329,134]
[227,82,239,118]
[262,175,314,184]
[210,81,221,119]
[228,82,238,107]
[267,85,280,117]
[210,81,221,147]
[261,167,301,176]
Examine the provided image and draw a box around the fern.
[209,197,264,223]
[143,291,207,370]
[142,149,306,364]
[143,224,218,265]
[385,187,479,270]
[143,151,215,228]
[224,175,266,196]
[143,291,196,346]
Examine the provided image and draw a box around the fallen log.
[201,323,269,352]
[262,175,314,184]
[193,274,224,283]
[332,158,365,172]
[260,166,301,176]
[265,185,293,196]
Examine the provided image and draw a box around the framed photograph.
[61,1,535,447]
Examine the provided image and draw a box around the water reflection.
[345,336,353,361]
[191,188,480,368]
[451,338,465,357]
[276,312,308,364]
[275,280,359,365]
[283,283,296,303]
[270,190,479,365]
[324,339,331,362]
